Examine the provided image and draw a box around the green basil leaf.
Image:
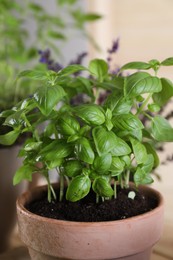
[148,103,160,112]
[89,59,109,82]
[34,84,66,116]
[112,114,144,131]
[76,137,95,164]
[153,78,173,106]
[18,70,48,80]
[58,114,80,136]
[48,31,66,40]
[134,167,154,186]
[46,158,64,169]
[66,175,91,202]
[161,57,173,66]
[110,157,125,176]
[117,129,142,142]
[0,130,20,146]
[111,136,131,156]
[93,153,112,173]
[13,165,34,185]
[40,140,72,160]
[57,64,86,77]
[151,115,173,142]
[120,61,151,71]
[130,137,147,164]
[24,141,42,151]
[92,177,114,197]
[143,142,160,168]
[64,160,82,177]
[75,104,105,125]
[92,126,117,156]
[104,93,132,114]
[124,72,162,97]
[141,154,154,173]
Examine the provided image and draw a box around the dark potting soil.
[26,186,158,222]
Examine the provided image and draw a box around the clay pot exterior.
[0,146,28,252]
[17,184,164,260]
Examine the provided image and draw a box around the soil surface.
[26,186,158,222]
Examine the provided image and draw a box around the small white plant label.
[128,191,136,200]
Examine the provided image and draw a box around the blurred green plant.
[0,0,102,111]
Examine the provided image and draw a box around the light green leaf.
[66,175,91,202]
[153,78,173,106]
[76,137,95,164]
[120,61,151,71]
[13,165,34,185]
[34,84,66,116]
[130,137,147,164]
[18,70,48,80]
[161,57,173,66]
[0,130,20,146]
[89,59,109,82]
[93,177,114,197]
[57,64,86,77]
[151,115,173,142]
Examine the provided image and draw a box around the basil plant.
[1,57,173,202]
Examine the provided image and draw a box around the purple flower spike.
[107,38,119,54]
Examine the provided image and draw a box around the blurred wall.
[87,0,173,78]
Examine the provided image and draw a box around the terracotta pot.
[17,184,164,260]
[0,146,28,252]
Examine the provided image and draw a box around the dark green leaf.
[93,177,114,197]
[141,154,154,173]
[112,114,144,131]
[64,160,82,177]
[75,104,105,125]
[151,115,173,142]
[134,167,153,186]
[110,157,125,176]
[89,59,109,82]
[40,140,72,161]
[76,137,95,164]
[153,78,173,106]
[130,137,147,164]
[111,136,131,156]
[124,72,162,97]
[93,153,112,173]
[58,114,80,136]
[92,126,117,155]
[143,142,160,168]
[66,175,91,202]
[93,126,131,156]
[34,85,66,116]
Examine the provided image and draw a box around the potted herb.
[1,57,173,259]
[0,0,102,252]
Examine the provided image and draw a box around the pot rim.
[17,183,164,226]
